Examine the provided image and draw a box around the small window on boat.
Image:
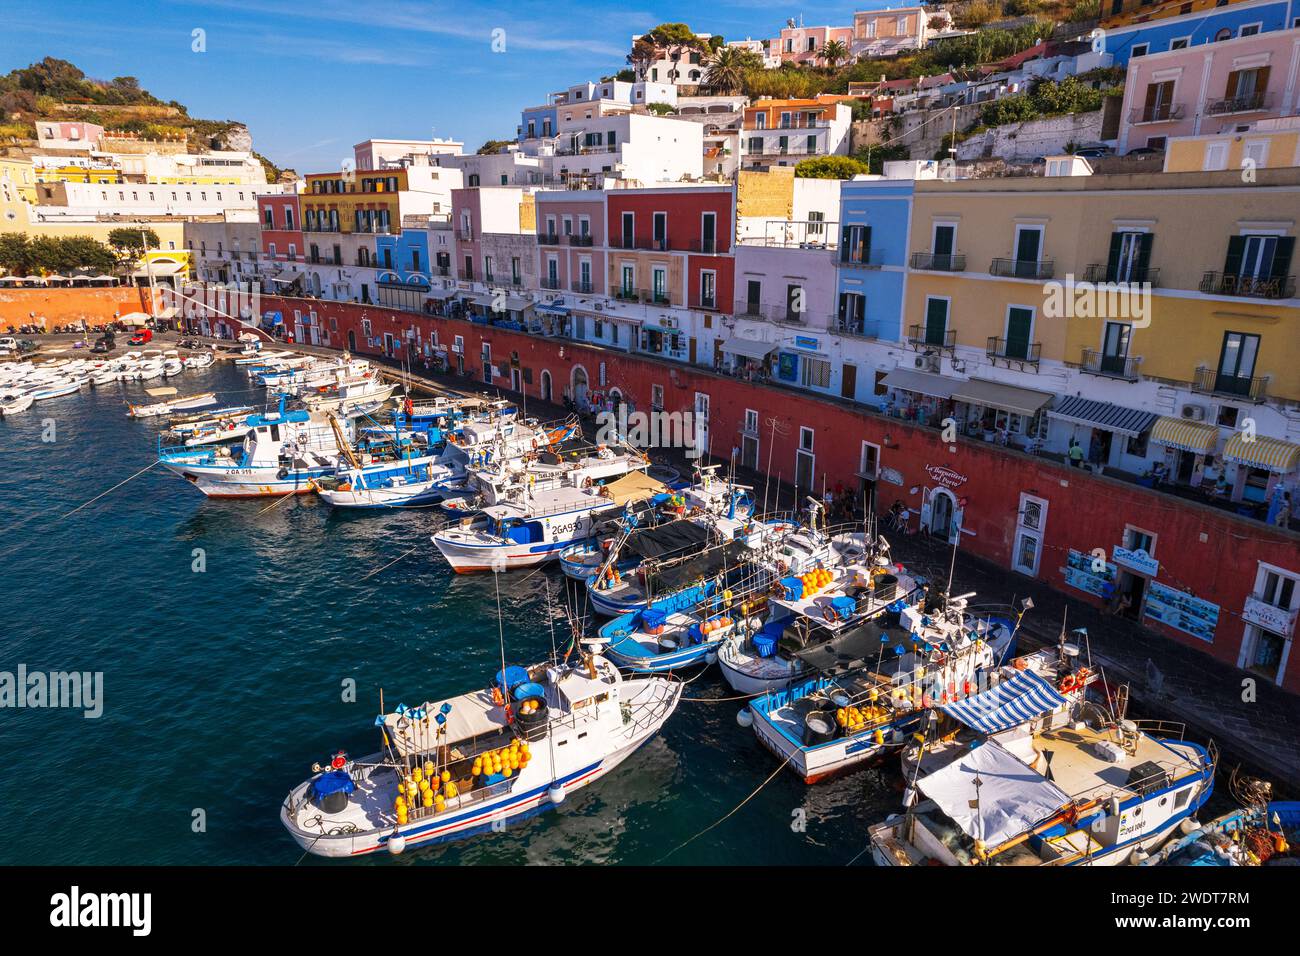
[577,732,587,739]
[270,424,280,441]
[1173,788,1191,809]
[557,739,568,747]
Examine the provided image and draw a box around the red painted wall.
[261,294,1300,691]
[258,195,303,259]
[605,188,734,253]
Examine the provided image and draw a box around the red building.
[258,194,303,266]
[604,186,734,314]
[255,292,1300,693]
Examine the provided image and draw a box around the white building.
[30,179,283,221]
[354,138,464,170]
[548,113,704,185]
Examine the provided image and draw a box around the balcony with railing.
[458,268,474,282]
[609,236,673,252]
[537,232,562,245]
[1199,271,1296,300]
[691,293,720,311]
[1205,91,1273,116]
[987,336,1042,366]
[910,252,966,272]
[540,276,563,290]
[836,317,878,339]
[1082,263,1161,287]
[839,247,883,269]
[1193,366,1268,402]
[990,257,1054,280]
[1127,102,1185,125]
[1080,348,1143,381]
[732,302,805,325]
[457,229,473,241]
[568,234,594,247]
[906,325,955,350]
[571,279,594,294]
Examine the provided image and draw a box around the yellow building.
[904,166,1300,404]
[0,157,37,204]
[1101,0,1255,28]
[32,163,124,185]
[301,169,409,235]
[1164,119,1300,173]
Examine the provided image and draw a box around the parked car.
[128,328,153,346]
[1073,147,1111,160]
[1125,146,1164,157]
[0,336,17,355]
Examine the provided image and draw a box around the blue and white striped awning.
[1048,396,1157,438]
[940,670,1068,734]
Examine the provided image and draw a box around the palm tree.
[821,39,849,71]
[704,46,748,94]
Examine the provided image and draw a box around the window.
[1003,306,1035,360]
[1216,331,1260,392]
[800,357,830,389]
[651,384,664,411]
[701,211,717,253]
[699,270,716,308]
[1107,230,1152,282]
[1239,23,1260,37]
[840,224,871,264]
[745,409,760,433]
[923,296,949,346]
[1203,141,1229,171]
[1170,36,1190,50]
[1131,43,1149,58]
[1243,140,1268,168]
[838,292,867,334]
[1141,80,1175,122]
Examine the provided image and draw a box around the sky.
[1,0,891,173]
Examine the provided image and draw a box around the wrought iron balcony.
[990,258,1054,280]
[458,268,474,281]
[906,324,955,350]
[838,248,882,268]
[910,252,966,272]
[1205,92,1273,116]
[540,277,562,290]
[537,233,562,245]
[568,234,594,247]
[1127,102,1185,124]
[1193,366,1268,401]
[571,280,594,294]
[1082,263,1160,287]
[1200,271,1296,299]
[987,336,1042,365]
[836,318,877,339]
[1080,349,1142,381]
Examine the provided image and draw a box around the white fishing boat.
[157,406,353,498]
[311,449,449,508]
[29,377,86,400]
[235,348,292,366]
[280,653,682,858]
[741,589,1019,783]
[128,390,218,418]
[868,703,1217,866]
[431,471,665,573]
[182,351,216,370]
[0,388,34,416]
[163,406,257,446]
[303,376,397,414]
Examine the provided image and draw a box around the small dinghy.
[128,390,218,418]
[0,388,35,416]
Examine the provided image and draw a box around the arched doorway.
[540,369,552,402]
[927,488,956,540]
[571,365,589,408]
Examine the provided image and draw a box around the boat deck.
[1021,724,1199,804]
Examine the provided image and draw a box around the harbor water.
[0,362,895,865]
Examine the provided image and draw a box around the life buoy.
[822,604,840,623]
[490,685,505,707]
[583,477,593,488]
[1059,673,1078,694]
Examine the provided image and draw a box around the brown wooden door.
[688,337,697,365]
[841,362,857,400]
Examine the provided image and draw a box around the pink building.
[1118,27,1300,154]
[34,120,104,152]
[852,7,930,58]
[770,25,855,65]
[535,192,607,296]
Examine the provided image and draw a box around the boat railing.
[619,678,682,736]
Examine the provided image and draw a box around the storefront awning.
[721,337,776,361]
[119,312,151,326]
[267,270,303,286]
[951,379,1054,417]
[1222,433,1300,474]
[1047,396,1157,438]
[1150,416,1219,455]
[535,300,570,316]
[132,261,186,278]
[424,286,456,300]
[880,368,956,399]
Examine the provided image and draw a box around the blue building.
[519,104,558,141]
[374,228,431,282]
[835,175,915,346]
[1102,0,1300,65]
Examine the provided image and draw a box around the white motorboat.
[0,388,35,416]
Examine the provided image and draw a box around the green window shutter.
[1105,232,1123,280]
[925,298,947,344]
[1005,308,1033,359]
[1136,233,1154,279]
[1223,235,1247,275]
[1269,236,1295,279]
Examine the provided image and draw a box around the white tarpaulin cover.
[917,739,1069,847]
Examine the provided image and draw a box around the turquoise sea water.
[0,362,894,865]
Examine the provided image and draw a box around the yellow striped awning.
[1149,416,1219,455]
[1222,433,1300,473]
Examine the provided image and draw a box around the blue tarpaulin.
[312,770,355,798]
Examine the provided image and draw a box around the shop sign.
[1242,595,1297,636]
[793,336,819,351]
[1112,546,1159,578]
[924,464,968,489]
